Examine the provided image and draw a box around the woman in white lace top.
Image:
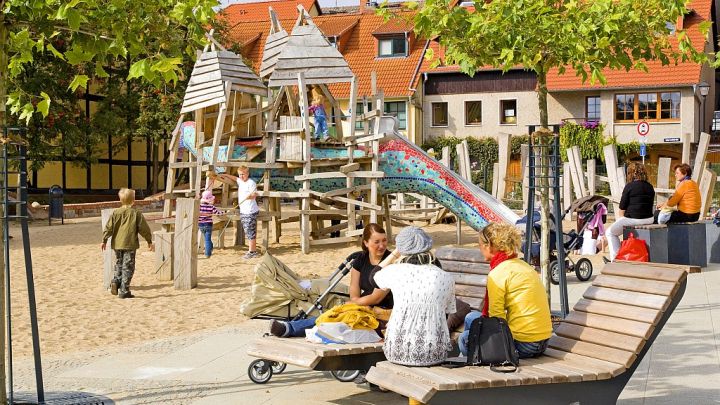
[372,227,456,366]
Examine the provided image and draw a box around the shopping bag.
[615,233,649,262]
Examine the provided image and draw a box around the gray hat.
[396,226,433,255]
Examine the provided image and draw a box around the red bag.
[615,233,649,262]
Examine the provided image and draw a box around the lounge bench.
[365,261,692,404]
[245,247,488,383]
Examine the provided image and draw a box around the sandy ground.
[6,215,487,359]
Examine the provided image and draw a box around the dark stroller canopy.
[570,195,609,213]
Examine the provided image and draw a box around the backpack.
[466,316,519,372]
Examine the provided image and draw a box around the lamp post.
[698,81,710,136]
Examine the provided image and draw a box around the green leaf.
[68,74,89,91]
[95,62,109,78]
[128,59,149,80]
[67,8,82,31]
[45,43,65,60]
[19,103,35,124]
[37,92,51,118]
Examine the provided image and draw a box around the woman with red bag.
[604,162,655,262]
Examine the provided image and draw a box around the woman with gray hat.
[372,226,456,366]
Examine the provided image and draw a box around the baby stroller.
[518,195,608,284]
[241,252,364,384]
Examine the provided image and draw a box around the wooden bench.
[365,260,692,404]
[245,247,488,382]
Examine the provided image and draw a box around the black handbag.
[466,316,519,372]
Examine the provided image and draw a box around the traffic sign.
[637,121,650,136]
[640,143,647,157]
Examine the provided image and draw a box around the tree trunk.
[151,136,160,195]
[0,16,9,405]
[536,68,552,308]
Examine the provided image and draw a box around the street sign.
[664,137,681,142]
[637,121,650,136]
[640,143,647,157]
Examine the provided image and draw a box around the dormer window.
[328,37,338,48]
[378,36,407,57]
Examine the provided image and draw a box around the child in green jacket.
[101,188,154,299]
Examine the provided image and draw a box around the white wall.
[423,91,539,140]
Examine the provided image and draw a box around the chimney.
[361,0,378,13]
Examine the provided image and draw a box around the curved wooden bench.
[365,261,690,404]
[245,247,488,378]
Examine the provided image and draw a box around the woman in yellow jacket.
[459,223,552,358]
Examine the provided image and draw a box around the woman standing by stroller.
[605,162,655,262]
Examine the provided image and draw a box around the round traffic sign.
[637,121,650,136]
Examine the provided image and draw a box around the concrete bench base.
[623,225,668,263]
[625,223,707,267]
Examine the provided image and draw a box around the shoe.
[353,371,368,384]
[119,291,135,299]
[602,256,610,264]
[110,281,118,296]
[270,320,289,337]
[244,251,260,259]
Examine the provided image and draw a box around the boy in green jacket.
[101,188,154,299]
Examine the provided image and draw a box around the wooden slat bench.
[365,261,691,404]
[245,247,488,382]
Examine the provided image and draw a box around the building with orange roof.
[224,1,428,144]
[219,0,321,23]
[421,0,717,164]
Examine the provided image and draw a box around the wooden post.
[101,209,114,289]
[383,195,393,242]
[153,230,174,281]
[210,82,232,166]
[441,146,450,168]
[692,132,710,182]
[562,162,572,211]
[497,133,511,198]
[603,144,622,215]
[586,159,596,196]
[173,198,199,290]
[492,162,500,198]
[298,73,312,254]
[656,157,672,205]
[346,77,358,234]
[682,132,691,165]
[700,166,716,218]
[521,144,529,206]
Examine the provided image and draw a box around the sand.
[5,215,481,359]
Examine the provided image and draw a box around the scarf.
[481,251,517,317]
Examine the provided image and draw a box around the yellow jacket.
[316,303,379,330]
[667,179,701,214]
[487,258,552,342]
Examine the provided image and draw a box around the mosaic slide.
[179,120,519,229]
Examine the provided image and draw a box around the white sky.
[218,0,385,9]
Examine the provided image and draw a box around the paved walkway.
[12,263,720,404]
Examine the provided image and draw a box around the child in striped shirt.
[199,189,224,258]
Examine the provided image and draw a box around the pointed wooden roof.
[260,7,290,78]
[268,5,354,87]
[181,50,267,113]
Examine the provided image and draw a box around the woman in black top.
[269,223,391,337]
[604,162,655,261]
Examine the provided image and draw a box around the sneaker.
[270,320,289,337]
[602,256,610,264]
[353,371,367,384]
[110,281,118,296]
[119,291,135,299]
[244,251,260,259]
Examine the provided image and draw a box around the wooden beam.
[339,162,360,173]
[294,171,384,181]
[173,198,198,290]
[656,157,672,205]
[692,132,710,182]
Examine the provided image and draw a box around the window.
[615,92,681,122]
[355,101,370,130]
[431,102,448,127]
[465,101,482,125]
[585,96,601,120]
[328,37,338,48]
[378,36,407,57]
[384,101,407,130]
[500,99,517,124]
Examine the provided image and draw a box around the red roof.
[219,0,319,23]
[226,11,428,98]
[547,0,712,91]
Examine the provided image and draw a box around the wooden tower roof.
[260,7,290,78]
[268,5,353,87]
[181,50,267,113]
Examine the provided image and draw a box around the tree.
[405,0,713,301]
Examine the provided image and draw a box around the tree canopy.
[1,0,218,122]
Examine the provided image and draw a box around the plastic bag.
[615,233,649,262]
[307,322,382,344]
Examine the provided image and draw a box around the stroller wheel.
[248,359,273,384]
[331,369,361,382]
[271,361,287,374]
[550,260,560,285]
[575,258,593,281]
